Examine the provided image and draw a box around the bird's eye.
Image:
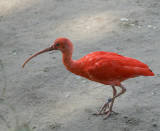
[56,43,60,46]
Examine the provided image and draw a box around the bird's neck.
[62,45,84,76]
[62,48,87,78]
[62,49,76,72]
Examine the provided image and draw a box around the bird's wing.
[84,56,127,81]
[81,52,152,83]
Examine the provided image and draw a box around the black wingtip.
[149,69,153,72]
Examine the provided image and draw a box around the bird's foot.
[94,108,118,119]
[103,110,118,119]
[96,98,112,115]
[93,98,118,119]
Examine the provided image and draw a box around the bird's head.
[53,37,73,53]
[22,37,73,68]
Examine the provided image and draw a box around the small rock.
[148,25,157,29]
[120,18,129,22]
[151,92,155,95]
[65,93,71,98]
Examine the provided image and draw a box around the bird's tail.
[135,67,154,76]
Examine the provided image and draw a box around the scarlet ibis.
[22,38,154,119]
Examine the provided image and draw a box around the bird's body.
[22,37,154,119]
[63,51,153,86]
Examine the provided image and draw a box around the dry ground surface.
[0,0,160,131]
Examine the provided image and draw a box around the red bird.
[22,38,154,119]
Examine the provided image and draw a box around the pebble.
[151,92,155,95]
[120,18,129,22]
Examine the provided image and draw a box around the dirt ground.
[0,0,160,131]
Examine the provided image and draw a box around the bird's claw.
[104,110,117,115]
[103,110,118,119]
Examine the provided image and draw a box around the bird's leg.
[111,85,126,100]
[104,86,117,114]
[109,86,117,111]
[97,86,117,115]
[103,85,126,119]
[96,85,126,119]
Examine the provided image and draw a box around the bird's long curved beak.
[22,45,54,68]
